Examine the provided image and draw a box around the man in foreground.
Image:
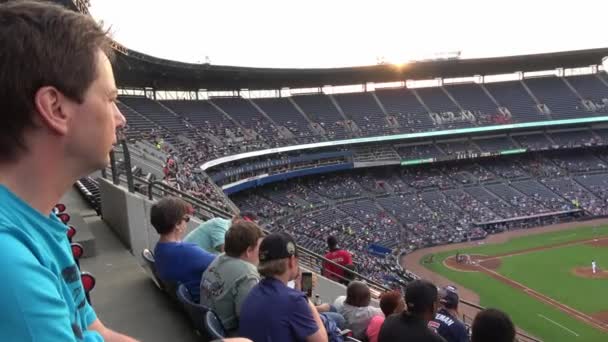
[0,1,137,340]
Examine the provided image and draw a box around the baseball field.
[419,224,608,341]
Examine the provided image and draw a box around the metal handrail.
[147,180,235,219]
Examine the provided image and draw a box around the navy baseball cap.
[259,232,298,262]
[439,285,459,308]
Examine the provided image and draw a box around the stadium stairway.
[62,187,200,341]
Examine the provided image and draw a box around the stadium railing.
[104,140,542,342]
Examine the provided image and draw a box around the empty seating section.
[396,144,445,160]
[337,200,401,248]
[549,130,597,147]
[485,183,545,214]
[444,189,499,222]
[437,140,479,156]
[291,94,349,139]
[523,77,588,119]
[474,136,517,152]
[510,179,570,211]
[575,173,608,200]
[464,186,516,218]
[566,74,608,104]
[333,93,389,135]
[162,100,242,140]
[120,97,186,134]
[542,177,606,216]
[445,83,500,124]
[374,88,435,132]
[513,133,552,150]
[117,101,158,139]
[252,97,315,140]
[211,98,279,142]
[551,153,607,172]
[414,87,466,128]
[484,81,542,122]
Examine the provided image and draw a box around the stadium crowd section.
[116,73,608,288]
[119,73,608,163]
[230,149,608,287]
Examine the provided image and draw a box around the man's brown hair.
[224,221,264,258]
[150,197,191,235]
[0,1,113,161]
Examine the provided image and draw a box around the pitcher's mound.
[571,266,608,279]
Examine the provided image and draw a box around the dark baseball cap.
[439,285,459,308]
[405,280,438,314]
[259,232,298,262]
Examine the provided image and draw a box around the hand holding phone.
[301,272,313,297]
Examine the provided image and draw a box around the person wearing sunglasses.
[151,196,215,300]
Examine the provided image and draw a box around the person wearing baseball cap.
[379,279,446,342]
[239,232,328,342]
[429,286,469,342]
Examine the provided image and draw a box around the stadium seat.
[81,272,96,304]
[54,203,66,213]
[57,212,70,224]
[176,284,209,334]
[141,248,168,291]
[204,310,225,339]
[67,225,77,242]
[71,242,84,267]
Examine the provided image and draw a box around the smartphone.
[301,272,313,297]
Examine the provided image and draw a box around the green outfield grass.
[422,225,608,341]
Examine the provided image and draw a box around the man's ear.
[34,86,70,135]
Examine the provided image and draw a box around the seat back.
[71,243,84,267]
[204,310,226,339]
[54,203,66,213]
[57,213,70,224]
[176,284,208,333]
[81,272,96,304]
[67,225,77,241]
[142,248,166,290]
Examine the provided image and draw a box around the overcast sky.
[90,0,608,68]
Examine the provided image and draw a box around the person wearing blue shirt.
[0,2,137,341]
[428,286,469,342]
[239,232,328,342]
[151,197,215,299]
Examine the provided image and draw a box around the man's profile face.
[64,50,126,173]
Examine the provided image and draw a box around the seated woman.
[366,290,405,342]
[339,281,383,340]
[150,196,215,300]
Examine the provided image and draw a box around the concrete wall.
[99,178,202,265]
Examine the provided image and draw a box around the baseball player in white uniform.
[592,260,597,274]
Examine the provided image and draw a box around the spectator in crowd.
[429,286,469,342]
[366,290,406,342]
[200,221,264,333]
[323,236,353,285]
[0,1,138,340]
[151,197,215,300]
[339,281,383,340]
[379,280,446,342]
[184,212,257,254]
[239,232,328,342]
[471,308,515,342]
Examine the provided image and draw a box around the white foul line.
[538,314,580,337]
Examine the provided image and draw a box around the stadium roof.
[113,47,608,91]
[55,0,608,91]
